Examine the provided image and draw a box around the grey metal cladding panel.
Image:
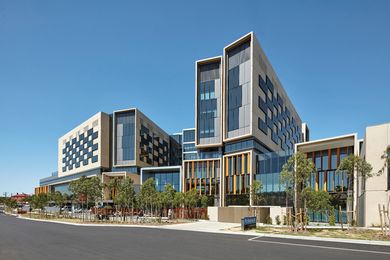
[228,41,250,69]
[199,62,220,82]
[256,74,302,148]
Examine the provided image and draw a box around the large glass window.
[183,143,196,152]
[331,149,337,169]
[327,170,334,192]
[183,129,195,143]
[198,62,220,142]
[115,111,135,164]
[319,171,324,191]
[322,150,329,170]
[315,152,321,170]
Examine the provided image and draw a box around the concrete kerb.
[15,215,390,246]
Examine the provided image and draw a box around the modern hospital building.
[35,32,390,227]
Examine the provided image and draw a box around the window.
[267,89,273,101]
[259,88,266,101]
[331,149,337,169]
[268,108,273,120]
[327,170,334,192]
[315,152,321,170]
[259,109,266,122]
[319,171,324,191]
[273,124,278,134]
[310,172,316,189]
[183,130,195,143]
[322,150,329,170]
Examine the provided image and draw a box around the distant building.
[35,108,183,200]
[10,193,30,203]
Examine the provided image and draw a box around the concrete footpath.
[14,214,390,246]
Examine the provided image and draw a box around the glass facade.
[225,138,271,154]
[142,170,180,192]
[169,134,182,166]
[183,143,196,152]
[255,150,292,194]
[115,111,135,165]
[184,160,220,196]
[197,61,221,144]
[53,183,71,194]
[183,129,195,143]
[306,147,353,193]
[226,41,251,138]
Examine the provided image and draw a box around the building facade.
[34,32,389,227]
[296,134,359,223]
[359,123,390,227]
[186,32,305,207]
[36,108,183,198]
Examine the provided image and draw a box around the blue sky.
[0,0,389,195]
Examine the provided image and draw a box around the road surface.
[0,213,389,260]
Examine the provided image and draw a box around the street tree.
[280,151,315,229]
[115,178,136,221]
[249,179,264,218]
[303,188,332,215]
[173,192,184,218]
[49,191,66,215]
[162,183,176,210]
[337,154,373,223]
[139,178,157,216]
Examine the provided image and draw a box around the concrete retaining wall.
[207,206,285,224]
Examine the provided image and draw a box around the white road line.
[248,236,390,255]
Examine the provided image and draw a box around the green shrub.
[328,212,336,226]
[266,216,272,225]
[275,215,281,225]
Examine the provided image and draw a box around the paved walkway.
[161,220,239,233]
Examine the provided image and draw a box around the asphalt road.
[1,214,390,260]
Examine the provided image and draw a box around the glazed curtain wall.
[115,111,135,165]
[255,150,292,193]
[306,146,353,192]
[197,62,221,144]
[183,160,220,196]
[224,152,251,195]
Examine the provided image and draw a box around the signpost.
[241,216,257,230]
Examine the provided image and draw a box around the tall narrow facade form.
[196,57,223,147]
[187,32,305,206]
[359,123,390,227]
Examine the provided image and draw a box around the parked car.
[61,206,72,213]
